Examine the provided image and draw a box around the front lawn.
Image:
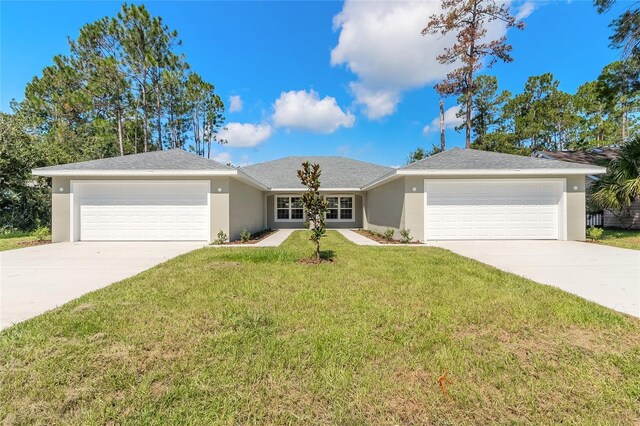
[0,231,50,252]
[1,231,639,424]
[596,229,640,250]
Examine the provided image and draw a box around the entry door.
[75,181,209,241]
[424,179,563,240]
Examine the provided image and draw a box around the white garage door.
[425,179,564,240]
[74,181,209,241]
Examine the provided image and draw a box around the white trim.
[206,181,212,244]
[274,194,306,223]
[324,194,356,223]
[399,168,606,176]
[270,187,361,192]
[70,179,211,242]
[33,169,240,177]
[423,178,567,242]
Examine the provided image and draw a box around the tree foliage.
[297,162,329,262]
[422,0,524,148]
[590,135,640,229]
[595,0,640,60]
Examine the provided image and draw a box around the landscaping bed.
[226,228,276,245]
[354,229,422,244]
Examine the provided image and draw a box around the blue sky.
[0,1,621,167]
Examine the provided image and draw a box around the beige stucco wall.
[364,177,405,237]
[266,193,363,229]
[51,177,71,242]
[566,175,586,240]
[228,178,264,240]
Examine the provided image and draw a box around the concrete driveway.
[0,242,204,329]
[429,240,640,318]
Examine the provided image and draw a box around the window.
[325,196,354,221]
[275,196,304,221]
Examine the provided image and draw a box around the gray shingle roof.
[33,149,234,172]
[401,148,599,170]
[240,156,394,189]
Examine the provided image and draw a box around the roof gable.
[240,156,393,189]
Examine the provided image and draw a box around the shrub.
[586,226,604,241]
[33,226,51,242]
[400,228,412,243]
[240,228,251,243]
[383,228,395,242]
[213,230,228,245]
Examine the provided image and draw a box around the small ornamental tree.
[297,162,329,262]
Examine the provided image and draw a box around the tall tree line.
[14,3,225,161]
[467,58,639,154]
[1,3,225,231]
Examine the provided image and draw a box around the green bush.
[586,226,604,241]
[399,228,412,244]
[33,226,51,242]
[240,228,251,243]
[383,228,395,242]
[213,230,228,245]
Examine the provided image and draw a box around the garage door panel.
[425,180,562,240]
[76,181,209,241]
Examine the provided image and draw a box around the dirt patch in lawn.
[17,240,52,248]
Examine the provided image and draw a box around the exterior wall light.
[217,187,223,193]
[59,187,64,192]
[412,187,417,192]
[573,186,578,191]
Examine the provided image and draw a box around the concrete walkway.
[336,229,381,245]
[429,240,640,318]
[254,229,296,246]
[1,242,203,329]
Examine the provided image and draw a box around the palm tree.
[590,136,640,229]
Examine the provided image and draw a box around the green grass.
[0,231,47,252]
[596,229,640,250]
[1,231,639,424]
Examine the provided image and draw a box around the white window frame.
[274,195,305,223]
[324,194,355,223]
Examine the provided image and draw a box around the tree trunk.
[622,107,628,142]
[156,92,163,150]
[439,99,445,151]
[141,84,149,152]
[316,241,320,262]
[116,108,124,156]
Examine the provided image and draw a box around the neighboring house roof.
[532,147,619,166]
[240,156,394,190]
[32,149,235,174]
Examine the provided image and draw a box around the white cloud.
[212,152,233,164]
[515,1,535,20]
[272,89,355,133]
[218,122,273,147]
[422,105,463,134]
[228,95,243,113]
[331,0,521,119]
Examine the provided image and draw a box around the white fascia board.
[269,188,362,192]
[361,173,402,191]
[397,168,607,176]
[233,170,270,191]
[31,169,239,177]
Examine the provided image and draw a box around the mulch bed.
[354,229,421,245]
[226,229,276,245]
